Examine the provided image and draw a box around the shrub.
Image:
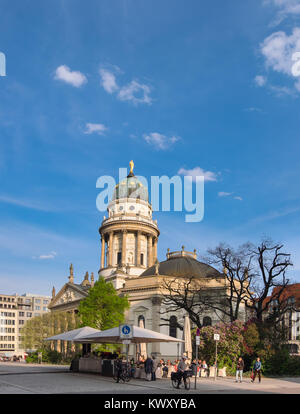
[46,350,62,364]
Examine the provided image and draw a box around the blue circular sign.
[122,325,131,335]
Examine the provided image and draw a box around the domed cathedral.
[98,160,160,289]
[98,161,248,360]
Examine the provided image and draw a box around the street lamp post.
[214,334,220,381]
[195,328,200,390]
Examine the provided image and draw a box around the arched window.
[169,316,177,338]
[117,252,122,265]
[138,315,145,329]
[203,316,212,327]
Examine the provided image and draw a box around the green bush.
[260,347,300,376]
[25,349,65,364]
[46,350,62,364]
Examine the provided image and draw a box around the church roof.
[140,255,221,279]
[112,173,148,202]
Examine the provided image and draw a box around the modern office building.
[0,293,51,357]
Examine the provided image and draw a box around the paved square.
[0,362,300,394]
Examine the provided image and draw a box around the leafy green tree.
[21,311,81,352]
[78,277,130,330]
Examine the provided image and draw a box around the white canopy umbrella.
[138,319,147,359]
[182,315,192,360]
[74,325,184,344]
[45,326,101,342]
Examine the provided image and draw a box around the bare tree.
[159,239,293,332]
[160,277,207,329]
[245,239,293,322]
[203,243,255,322]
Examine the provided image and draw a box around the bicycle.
[171,370,192,390]
[113,362,131,383]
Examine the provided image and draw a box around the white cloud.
[99,65,153,105]
[143,132,179,150]
[99,68,119,94]
[259,28,300,92]
[35,251,57,260]
[118,81,152,105]
[54,65,87,87]
[178,167,218,182]
[84,123,108,135]
[264,0,300,22]
[269,84,295,96]
[260,28,300,75]
[244,107,263,113]
[254,75,267,87]
[218,192,243,200]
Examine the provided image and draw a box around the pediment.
[132,305,149,313]
[49,283,88,308]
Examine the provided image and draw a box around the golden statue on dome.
[129,160,134,174]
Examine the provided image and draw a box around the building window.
[35,306,40,310]
[26,312,32,317]
[19,312,24,317]
[203,316,212,327]
[43,307,47,312]
[140,253,144,266]
[117,252,122,265]
[35,299,41,304]
[43,300,48,304]
[169,316,177,338]
[138,315,145,329]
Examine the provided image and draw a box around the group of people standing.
[115,354,263,384]
[144,355,159,381]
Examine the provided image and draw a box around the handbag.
[250,370,254,380]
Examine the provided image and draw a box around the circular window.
[119,206,123,211]
[129,205,135,211]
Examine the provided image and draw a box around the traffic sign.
[119,324,133,339]
[196,336,200,345]
[214,334,220,341]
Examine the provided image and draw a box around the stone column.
[136,231,141,266]
[121,230,127,266]
[100,235,105,269]
[151,296,162,356]
[153,237,158,264]
[147,235,153,267]
[108,231,113,267]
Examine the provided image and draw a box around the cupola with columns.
[98,161,160,288]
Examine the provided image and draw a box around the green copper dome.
[112,173,148,202]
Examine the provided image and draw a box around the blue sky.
[1,0,300,295]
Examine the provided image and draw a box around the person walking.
[176,355,188,389]
[151,355,158,381]
[145,356,153,381]
[115,356,123,383]
[235,357,244,383]
[251,357,262,383]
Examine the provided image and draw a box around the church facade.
[49,162,248,359]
